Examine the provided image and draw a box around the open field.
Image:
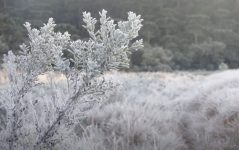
[1,70,239,149]
[81,70,239,150]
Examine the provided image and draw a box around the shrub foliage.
[0,10,143,150]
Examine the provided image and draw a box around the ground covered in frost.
[1,70,239,150]
[80,70,239,150]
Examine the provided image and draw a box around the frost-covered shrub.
[218,62,229,70]
[0,10,143,150]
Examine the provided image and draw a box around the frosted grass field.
[1,70,239,149]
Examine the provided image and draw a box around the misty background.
[0,0,239,71]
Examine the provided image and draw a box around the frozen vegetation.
[0,10,143,150]
[1,70,239,149]
[1,9,239,150]
[77,70,239,150]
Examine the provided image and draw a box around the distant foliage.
[134,41,227,71]
[1,0,239,70]
[140,46,173,71]
[0,10,143,150]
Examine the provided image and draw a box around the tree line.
[1,0,239,71]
